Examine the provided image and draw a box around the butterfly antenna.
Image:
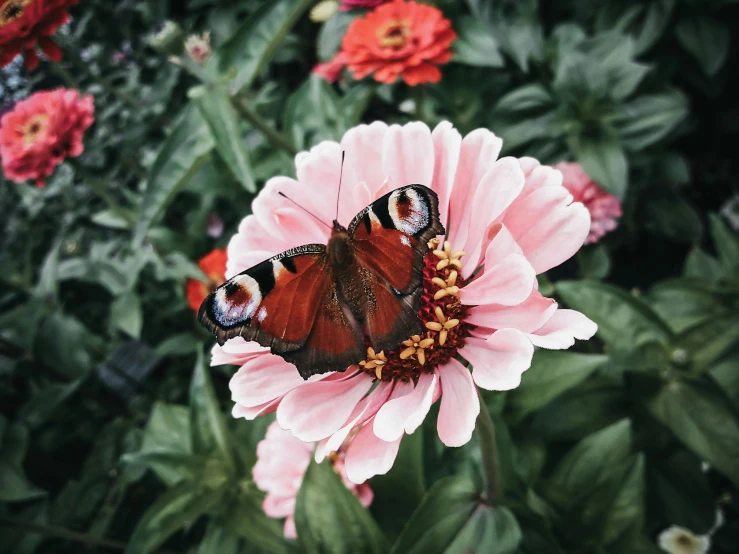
[335,151,345,223]
[278,192,332,229]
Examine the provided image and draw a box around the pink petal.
[465,290,557,334]
[341,122,389,205]
[461,330,534,391]
[529,309,598,349]
[502,186,590,274]
[381,122,435,192]
[430,121,462,228]
[466,223,522,280]
[447,129,503,247]
[373,372,437,442]
[230,354,307,408]
[284,517,297,539]
[211,338,269,366]
[459,253,536,306]
[232,399,279,419]
[461,158,525,274]
[515,158,563,201]
[317,380,395,461]
[437,359,480,447]
[344,422,402,484]
[295,141,347,224]
[277,373,374,442]
[263,494,295,518]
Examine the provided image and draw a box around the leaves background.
[1,0,738,553]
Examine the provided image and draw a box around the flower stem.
[68,161,136,226]
[476,393,500,506]
[49,62,81,89]
[232,97,298,157]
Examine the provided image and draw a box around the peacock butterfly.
[198,177,444,379]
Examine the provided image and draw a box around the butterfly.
[198,184,445,379]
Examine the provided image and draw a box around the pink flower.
[0,88,94,187]
[554,162,622,244]
[253,421,373,538]
[213,121,597,484]
[340,0,389,10]
[312,52,346,83]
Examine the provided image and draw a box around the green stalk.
[476,393,501,506]
[232,97,298,157]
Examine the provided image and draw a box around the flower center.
[360,239,468,382]
[0,0,31,27]
[20,114,49,145]
[675,534,694,547]
[378,19,411,49]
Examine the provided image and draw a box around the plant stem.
[69,161,136,226]
[232,97,298,157]
[50,63,81,89]
[476,393,500,506]
[0,516,180,553]
[414,85,428,121]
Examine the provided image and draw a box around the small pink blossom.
[213,121,597,484]
[253,421,373,538]
[340,0,390,11]
[555,162,622,244]
[312,52,346,83]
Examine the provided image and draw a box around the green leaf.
[676,313,739,374]
[284,75,344,150]
[642,189,702,244]
[0,421,46,502]
[198,520,241,554]
[34,312,95,379]
[646,280,727,333]
[18,377,84,429]
[650,450,716,534]
[507,351,608,419]
[191,85,256,192]
[711,356,739,408]
[134,106,214,243]
[110,290,143,338]
[557,280,672,351]
[121,451,213,485]
[495,84,553,114]
[141,403,192,485]
[577,244,611,279]
[317,12,356,60]
[569,135,628,200]
[683,247,722,281]
[370,430,426,539]
[0,499,49,553]
[214,0,315,94]
[453,16,504,68]
[125,480,224,554]
[445,505,522,554]
[224,493,299,554]
[646,379,739,489]
[617,91,689,151]
[156,333,200,357]
[492,0,543,72]
[675,16,730,76]
[546,420,632,505]
[295,459,388,554]
[708,213,739,272]
[189,348,235,470]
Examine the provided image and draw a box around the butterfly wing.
[198,245,364,378]
[349,185,445,352]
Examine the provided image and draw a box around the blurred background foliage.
[1,0,738,553]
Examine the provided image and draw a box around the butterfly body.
[199,185,444,379]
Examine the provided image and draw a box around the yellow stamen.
[400,347,416,359]
[439,329,448,345]
[425,321,443,331]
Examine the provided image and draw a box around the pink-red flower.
[0,88,93,187]
[254,421,373,538]
[312,52,346,83]
[186,249,227,313]
[0,0,78,70]
[341,0,456,86]
[341,0,389,10]
[212,121,597,484]
[555,162,622,244]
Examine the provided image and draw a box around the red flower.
[186,249,227,313]
[0,88,94,187]
[341,0,455,86]
[312,52,346,83]
[0,0,79,70]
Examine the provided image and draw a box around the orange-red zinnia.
[0,0,78,70]
[0,88,94,187]
[340,0,455,86]
[186,249,228,313]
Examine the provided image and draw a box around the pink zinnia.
[213,121,597,484]
[0,88,94,187]
[312,52,346,83]
[555,162,622,244]
[253,421,373,538]
[340,0,389,10]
